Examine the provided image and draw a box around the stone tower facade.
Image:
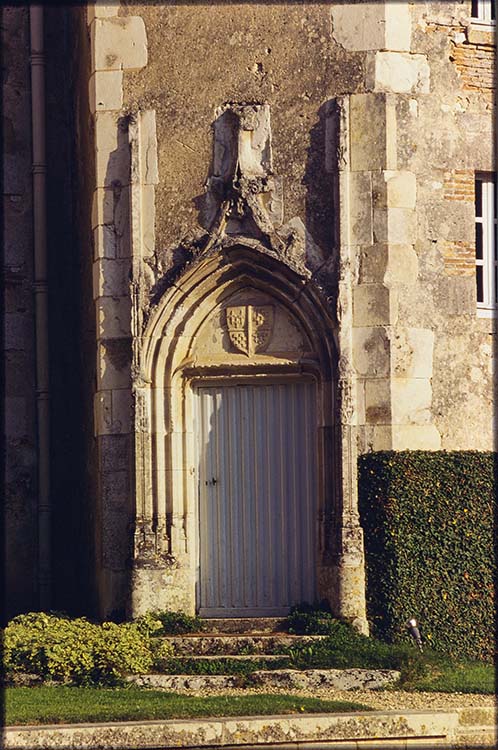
[4,2,495,625]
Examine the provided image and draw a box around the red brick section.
[450,38,495,101]
[441,241,475,276]
[442,171,475,277]
[443,170,474,202]
[423,22,495,101]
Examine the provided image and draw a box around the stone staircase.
[128,617,401,691]
[454,707,497,747]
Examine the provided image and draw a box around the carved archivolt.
[134,242,338,573]
[128,102,366,626]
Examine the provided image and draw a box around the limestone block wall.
[331,3,441,453]
[85,3,153,614]
[78,0,495,618]
[332,1,495,454]
[3,6,38,616]
[85,1,370,617]
[402,1,495,450]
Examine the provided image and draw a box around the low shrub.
[3,612,152,685]
[285,607,426,683]
[151,639,175,663]
[135,610,204,636]
[154,656,289,676]
[285,606,338,635]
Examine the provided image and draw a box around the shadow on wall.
[303,102,337,264]
[92,114,135,620]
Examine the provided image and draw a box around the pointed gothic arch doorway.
[131,244,345,619]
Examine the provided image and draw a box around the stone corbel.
[133,518,157,564]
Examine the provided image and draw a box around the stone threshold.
[5,707,496,749]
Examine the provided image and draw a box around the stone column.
[127,110,167,616]
[329,2,441,632]
[330,2,440,454]
[326,96,368,635]
[87,1,149,616]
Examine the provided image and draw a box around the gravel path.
[173,685,496,711]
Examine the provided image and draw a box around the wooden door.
[196,381,317,616]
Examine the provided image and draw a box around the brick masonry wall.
[450,32,495,101]
[423,21,495,102]
[442,170,475,276]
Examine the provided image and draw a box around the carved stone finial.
[204,103,283,246]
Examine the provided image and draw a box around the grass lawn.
[405,660,495,694]
[5,686,372,726]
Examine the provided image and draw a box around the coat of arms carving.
[226,305,274,356]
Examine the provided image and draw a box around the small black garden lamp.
[406,617,423,652]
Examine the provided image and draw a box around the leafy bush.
[151,639,175,663]
[3,612,153,685]
[135,610,204,636]
[358,451,496,661]
[133,612,168,637]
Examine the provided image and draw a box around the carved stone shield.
[226,305,274,356]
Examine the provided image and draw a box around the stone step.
[249,667,401,691]
[161,633,323,656]
[456,707,497,727]
[129,673,242,690]
[3,708,473,749]
[199,617,287,634]
[128,667,400,692]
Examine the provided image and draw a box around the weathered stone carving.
[133,518,157,563]
[338,354,355,424]
[202,103,284,251]
[196,103,324,278]
[226,304,274,356]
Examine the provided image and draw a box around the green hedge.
[358,451,496,661]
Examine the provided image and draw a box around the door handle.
[205,477,218,486]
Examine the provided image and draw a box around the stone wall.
[110,0,495,458]
[76,0,495,618]
[402,1,495,451]
[3,6,38,618]
[334,0,495,454]
[3,0,495,621]
[119,2,364,264]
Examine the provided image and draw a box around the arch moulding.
[128,241,367,632]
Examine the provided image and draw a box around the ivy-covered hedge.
[358,451,496,661]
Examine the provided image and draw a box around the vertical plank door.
[196,381,317,616]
